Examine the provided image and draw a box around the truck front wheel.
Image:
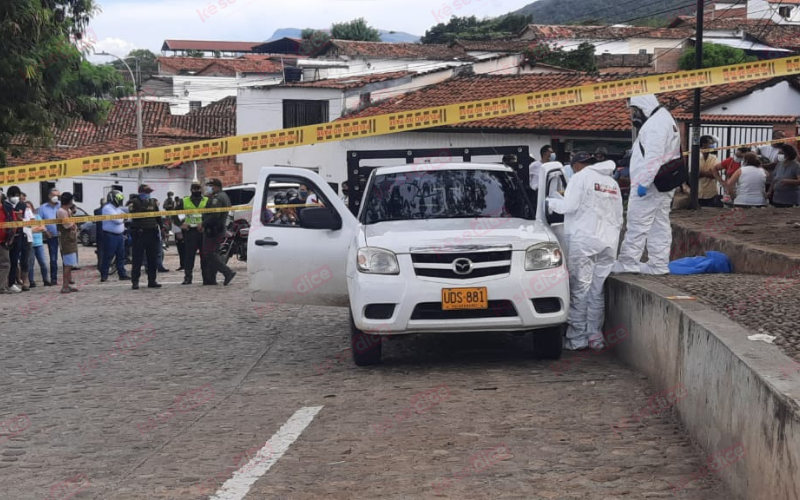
[532,325,564,360]
[350,312,382,366]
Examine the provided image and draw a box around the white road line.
[209,406,324,500]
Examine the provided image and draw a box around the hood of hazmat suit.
[628,94,682,189]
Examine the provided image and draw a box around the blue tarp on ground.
[669,251,732,275]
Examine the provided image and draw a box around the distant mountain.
[267,28,420,43]
[514,0,695,25]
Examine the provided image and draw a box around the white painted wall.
[160,74,283,115]
[748,0,800,24]
[704,80,800,115]
[556,37,686,55]
[235,126,554,187]
[15,167,193,211]
[306,58,469,81]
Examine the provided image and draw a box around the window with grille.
[282,100,329,129]
[189,101,202,111]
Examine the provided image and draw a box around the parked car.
[248,162,570,366]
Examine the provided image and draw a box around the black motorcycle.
[220,219,249,264]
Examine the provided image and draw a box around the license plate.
[441,287,488,310]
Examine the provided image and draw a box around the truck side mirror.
[300,207,341,230]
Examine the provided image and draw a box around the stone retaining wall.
[607,276,800,500]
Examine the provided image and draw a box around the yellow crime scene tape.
[3,56,800,186]
[0,203,325,229]
[692,135,800,156]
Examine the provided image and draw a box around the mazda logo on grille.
[452,258,474,275]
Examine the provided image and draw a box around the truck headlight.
[525,242,563,271]
[357,247,400,275]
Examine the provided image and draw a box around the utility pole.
[689,0,704,210]
[96,51,144,185]
[134,58,144,186]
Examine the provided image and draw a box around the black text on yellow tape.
[5,56,800,186]
[0,205,253,229]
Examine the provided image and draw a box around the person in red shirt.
[0,194,13,294]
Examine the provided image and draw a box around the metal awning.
[694,37,792,52]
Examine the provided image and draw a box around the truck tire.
[350,311,382,366]
[532,325,564,360]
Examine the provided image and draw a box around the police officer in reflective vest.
[181,182,208,285]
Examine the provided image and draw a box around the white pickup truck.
[248,162,570,365]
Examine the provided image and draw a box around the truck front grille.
[411,250,512,280]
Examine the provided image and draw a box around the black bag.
[639,142,688,193]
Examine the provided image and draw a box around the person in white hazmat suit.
[547,152,623,351]
[613,94,682,275]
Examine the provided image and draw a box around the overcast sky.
[88,0,535,59]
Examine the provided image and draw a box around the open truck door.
[536,162,567,249]
[248,167,358,308]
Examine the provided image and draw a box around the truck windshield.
[363,169,533,224]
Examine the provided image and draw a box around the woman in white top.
[725,152,767,208]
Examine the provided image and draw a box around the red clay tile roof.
[195,58,285,75]
[285,71,414,89]
[343,73,800,133]
[668,15,776,30]
[7,98,234,166]
[767,0,800,4]
[158,57,215,74]
[451,39,539,52]
[523,24,693,41]
[321,40,474,61]
[750,25,800,50]
[158,56,286,76]
[161,40,262,52]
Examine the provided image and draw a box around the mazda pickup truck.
[248,161,570,365]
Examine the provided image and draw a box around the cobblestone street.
[0,247,732,500]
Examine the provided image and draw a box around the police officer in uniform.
[181,182,208,285]
[129,184,163,289]
[201,178,236,286]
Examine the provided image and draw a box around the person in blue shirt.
[100,190,131,281]
[37,188,61,286]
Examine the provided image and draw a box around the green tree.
[525,42,598,72]
[185,49,204,57]
[421,14,532,45]
[111,49,159,87]
[299,29,331,56]
[330,18,381,42]
[1,0,124,165]
[678,43,757,70]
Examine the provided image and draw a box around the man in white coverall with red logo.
[547,152,623,351]
[613,94,682,275]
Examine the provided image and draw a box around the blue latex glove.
[637,185,648,197]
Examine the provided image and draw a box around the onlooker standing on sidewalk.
[201,178,236,286]
[100,191,131,282]
[38,188,61,286]
[171,196,186,272]
[0,194,13,294]
[725,153,768,208]
[181,182,207,285]
[697,135,722,207]
[129,185,163,290]
[56,192,80,294]
[5,186,26,290]
[768,144,800,207]
[20,200,35,291]
[26,201,49,287]
[94,198,105,270]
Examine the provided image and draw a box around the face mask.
[710,143,718,149]
[299,190,308,198]
[51,196,59,204]
[205,186,214,195]
[778,154,786,163]
[549,153,557,161]
[9,197,19,205]
[139,193,150,201]
[631,109,647,130]
[191,191,202,198]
